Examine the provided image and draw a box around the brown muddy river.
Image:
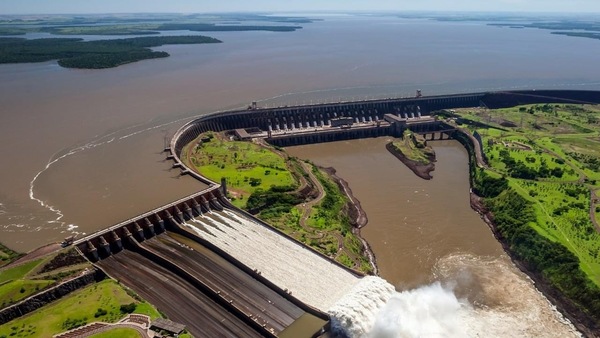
[2,15,600,251]
[0,14,594,336]
[287,138,502,288]
[287,139,579,337]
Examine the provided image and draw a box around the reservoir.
[2,15,600,251]
[0,14,596,336]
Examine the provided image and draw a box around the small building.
[150,318,186,336]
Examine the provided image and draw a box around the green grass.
[390,130,434,164]
[184,134,296,208]
[451,103,600,287]
[184,132,371,273]
[0,260,42,284]
[0,279,55,307]
[0,280,154,338]
[88,328,142,338]
[511,180,600,284]
[131,301,161,319]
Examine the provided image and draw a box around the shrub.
[120,302,136,314]
[94,308,107,318]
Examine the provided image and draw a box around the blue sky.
[1,0,600,14]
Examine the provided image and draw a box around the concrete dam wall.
[170,90,600,161]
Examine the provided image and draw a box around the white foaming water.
[183,210,360,310]
[327,254,580,338]
[328,276,396,337]
[25,113,210,234]
[328,277,469,338]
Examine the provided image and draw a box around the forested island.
[442,104,600,335]
[0,36,221,69]
[0,13,310,68]
[0,13,309,36]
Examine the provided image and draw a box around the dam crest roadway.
[72,89,600,337]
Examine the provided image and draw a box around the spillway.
[140,233,318,334]
[180,209,361,311]
[97,250,265,338]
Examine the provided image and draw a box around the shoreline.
[322,167,379,276]
[469,193,598,337]
[385,142,436,180]
[454,127,599,337]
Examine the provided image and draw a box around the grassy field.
[0,249,92,309]
[0,259,55,307]
[0,279,160,338]
[183,132,372,273]
[182,133,297,208]
[88,328,142,338]
[0,243,20,268]
[390,130,435,164]
[451,103,600,286]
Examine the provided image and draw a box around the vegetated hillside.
[181,132,373,273]
[0,35,221,69]
[450,103,600,328]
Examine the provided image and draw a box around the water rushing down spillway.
[183,210,580,338]
[182,210,361,311]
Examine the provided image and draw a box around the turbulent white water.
[182,210,581,337]
[326,254,581,338]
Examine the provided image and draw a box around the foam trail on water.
[26,111,219,233]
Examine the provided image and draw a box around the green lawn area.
[511,179,600,284]
[0,248,95,309]
[183,134,297,208]
[390,130,435,164]
[0,279,160,338]
[88,328,142,338]
[451,103,600,287]
[0,260,42,284]
[0,279,55,307]
[183,132,371,273]
[0,243,20,267]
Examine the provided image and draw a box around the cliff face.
[0,269,105,325]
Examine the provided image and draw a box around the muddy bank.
[322,167,379,276]
[385,142,436,180]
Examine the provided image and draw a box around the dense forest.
[0,36,221,69]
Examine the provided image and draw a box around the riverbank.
[470,193,598,337]
[322,167,378,276]
[454,119,600,337]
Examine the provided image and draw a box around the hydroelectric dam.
[71,89,600,337]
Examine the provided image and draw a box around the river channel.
[287,138,580,337]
